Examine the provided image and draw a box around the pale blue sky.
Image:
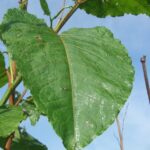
[1,0,150,150]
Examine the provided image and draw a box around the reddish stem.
[4,134,14,150]
[5,62,17,148]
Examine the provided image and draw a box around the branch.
[140,56,150,102]
[15,88,27,106]
[0,75,22,106]
[54,0,86,33]
[116,117,124,150]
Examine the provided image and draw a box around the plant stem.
[50,17,53,28]
[54,1,81,33]
[6,70,14,105]
[141,56,150,102]
[4,133,14,150]
[9,54,14,83]
[0,75,22,106]
[116,117,124,150]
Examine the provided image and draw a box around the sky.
[1,0,150,150]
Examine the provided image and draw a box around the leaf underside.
[0,9,134,150]
[78,0,150,18]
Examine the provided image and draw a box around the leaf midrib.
[60,36,77,148]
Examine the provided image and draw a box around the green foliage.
[40,0,51,16]
[0,52,7,88]
[0,138,5,148]
[0,9,134,150]
[0,128,47,150]
[22,100,40,126]
[78,0,150,18]
[0,106,25,137]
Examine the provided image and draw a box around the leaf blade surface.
[0,9,134,150]
[77,0,150,18]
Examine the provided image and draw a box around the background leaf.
[39,0,50,16]
[77,0,150,18]
[0,106,25,137]
[0,9,134,150]
[0,128,47,150]
[0,52,7,88]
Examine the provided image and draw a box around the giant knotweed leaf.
[76,0,150,18]
[0,9,134,150]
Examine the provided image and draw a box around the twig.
[0,75,22,106]
[58,0,67,23]
[140,56,150,102]
[54,0,86,33]
[52,6,73,21]
[116,117,124,150]
[15,88,27,106]
[122,103,129,134]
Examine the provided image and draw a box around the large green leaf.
[0,52,7,88]
[0,128,47,150]
[39,0,51,16]
[0,9,134,150]
[77,0,150,18]
[0,106,25,137]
